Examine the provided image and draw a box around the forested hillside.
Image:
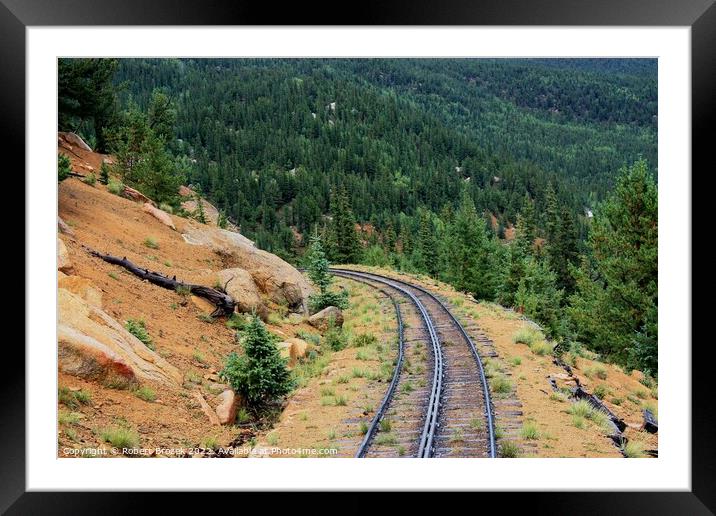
[58,58,658,374]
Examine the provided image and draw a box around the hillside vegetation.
[58,58,658,383]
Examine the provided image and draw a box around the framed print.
[6,0,713,512]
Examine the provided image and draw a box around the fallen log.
[573,385,627,433]
[642,409,658,433]
[84,246,235,317]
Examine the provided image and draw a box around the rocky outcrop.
[58,272,103,308]
[58,288,181,387]
[182,197,220,225]
[142,202,176,230]
[286,338,311,360]
[58,216,75,237]
[215,389,240,425]
[122,186,155,206]
[63,132,92,152]
[58,238,73,274]
[182,222,312,312]
[278,338,314,368]
[216,268,266,318]
[193,391,220,426]
[180,195,239,232]
[308,306,344,331]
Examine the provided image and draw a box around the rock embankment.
[58,288,182,387]
[182,222,312,312]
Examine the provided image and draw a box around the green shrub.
[58,410,82,425]
[324,321,348,351]
[359,421,368,434]
[593,384,608,399]
[511,356,522,366]
[584,364,608,380]
[226,313,248,331]
[634,388,648,399]
[202,435,219,451]
[374,433,396,446]
[568,400,593,418]
[530,340,554,356]
[379,418,392,432]
[107,179,125,195]
[237,407,251,424]
[353,333,378,348]
[621,440,646,458]
[571,415,585,428]
[125,319,154,350]
[58,154,72,182]
[470,418,485,430]
[159,202,174,214]
[99,162,110,184]
[219,316,294,407]
[512,327,543,345]
[74,389,92,405]
[451,428,465,442]
[489,373,512,394]
[83,173,97,186]
[143,237,159,249]
[520,422,540,440]
[100,426,139,449]
[134,386,156,402]
[550,391,568,402]
[305,235,349,312]
[499,441,521,457]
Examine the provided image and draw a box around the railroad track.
[332,269,496,458]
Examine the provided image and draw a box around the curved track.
[333,269,496,458]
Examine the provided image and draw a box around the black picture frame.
[6,0,712,512]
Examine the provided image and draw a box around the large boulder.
[64,132,92,152]
[58,288,181,387]
[122,186,155,206]
[58,238,73,274]
[142,202,176,230]
[216,268,266,318]
[182,222,313,312]
[308,306,344,332]
[215,389,240,425]
[193,391,220,426]
[285,337,312,361]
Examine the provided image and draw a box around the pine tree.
[443,193,500,300]
[58,154,72,182]
[516,194,538,255]
[327,188,361,264]
[306,234,348,312]
[544,183,579,294]
[567,159,657,369]
[194,192,207,224]
[416,210,439,277]
[217,210,228,229]
[497,196,538,307]
[107,103,182,204]
[515,257,564,338]
[220,316,295,407]
[99,161,110,185]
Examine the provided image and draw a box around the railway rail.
[332,269,496,458]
